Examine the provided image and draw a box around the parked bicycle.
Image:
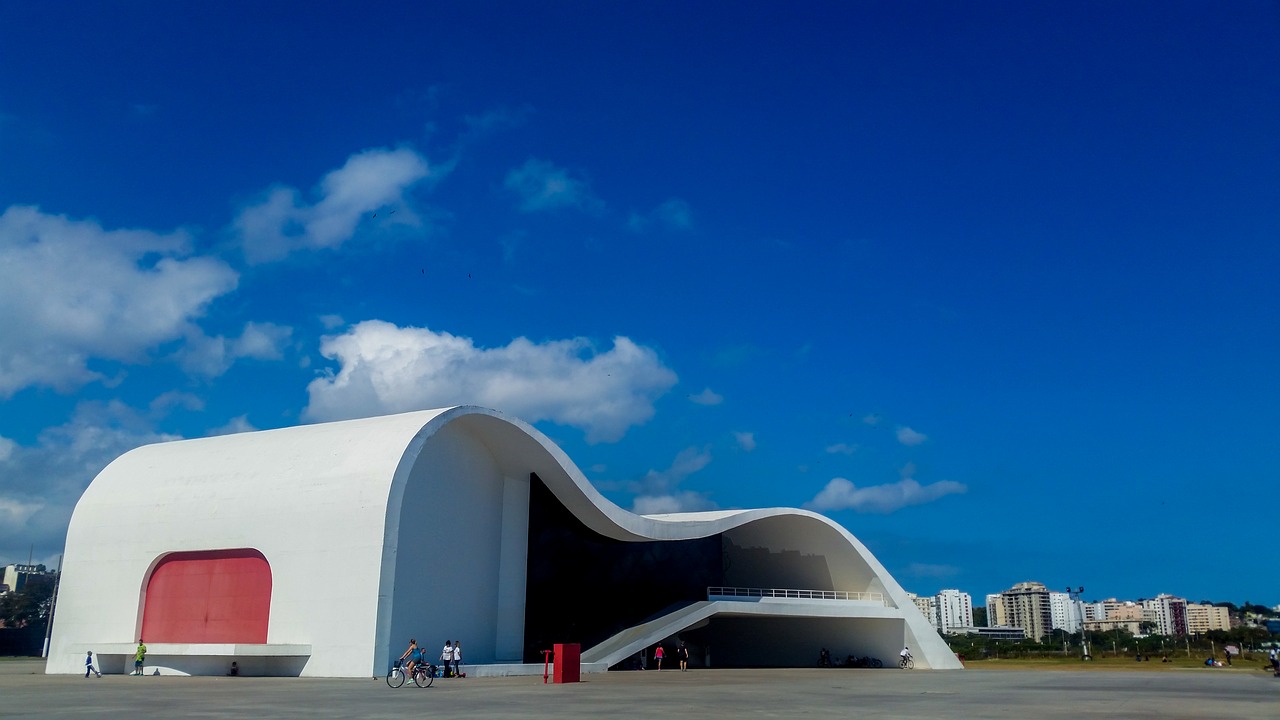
[845,654,882,668]
[386,658,436,688]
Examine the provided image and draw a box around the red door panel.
[141,549,271,643]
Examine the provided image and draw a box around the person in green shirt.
[134,639,146,676]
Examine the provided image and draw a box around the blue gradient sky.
[1,2,1276,606]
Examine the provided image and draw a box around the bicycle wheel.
[903,657,914,670]
[387,667,405,688]
[413,665,434,688]
[871,658,882,668]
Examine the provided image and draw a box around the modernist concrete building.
[48,406,961,676]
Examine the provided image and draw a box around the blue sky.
[1,2,1276,606]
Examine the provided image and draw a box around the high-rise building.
[1048,591,1081,632]
[985,593,1005,627]
[907,593,938,629]
[936,589,974,632]
[1142,594,1188,636]
[1184,603,1228,634]
[1082,601,1106,622]
[0,564,47,595]
[995,581,1052,642]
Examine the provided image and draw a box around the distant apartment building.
[1082,601,1107,622]
[1084,617,1144,635]
[0,564,47,594]
[992,581,1053,642]
[936,589,974,632]
[907,593,937,628]
[1048,591,1081,633]
[1142,594,1188,636]
[1184,603,1230,634]
[1106,601,1144,622]
[985,594,1004,627]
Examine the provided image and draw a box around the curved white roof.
[49,406,960,675]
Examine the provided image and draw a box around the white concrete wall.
[48,411,447,677]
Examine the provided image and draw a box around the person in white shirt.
[451,640,462,678]
[441,641,453,677]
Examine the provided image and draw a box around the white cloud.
[629,198,692,232]
[318,314,346,330]
[304,320,677,443]
[688,387,723,405]
[826,442,858,455]
[0,205,239,398]
[734,431,756,452]
[176,321,293,378]
[633,490,716,515]
[149,391,205,414]
[0,401,180,563]
[629,446,716,514]
[805,466,966,513]
[896,426,928,446]
[208,415,258,436]
[504,158,602,213]
[233,147,432,263]
[862,413,882,426]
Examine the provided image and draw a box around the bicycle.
[387,659,436,688]
[899,653,914,670]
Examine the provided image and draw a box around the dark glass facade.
[522,474,724,662]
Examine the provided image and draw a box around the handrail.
[707,586,885,604]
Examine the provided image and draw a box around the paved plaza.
[2,660,1277,719]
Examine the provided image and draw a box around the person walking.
[84,651,101,678]
[452,640,462,678]
[677,641,690,672]
[133,639,147,676]
[654,644,665,671]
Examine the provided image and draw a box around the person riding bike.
[399,638,423,675]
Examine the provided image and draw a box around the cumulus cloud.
[629,447,717,514]
[629,198,692,232]
[208,415,258,436]
[304,320,677,443]
[0,401,180,563]
[734,432,756,452]
[233,147,432,263]
[0,205,238,398]
[805,464,966,513]
[504,158,603,213]
[688,387,723,406]
[896,426,928,446]
[176,321,293,377]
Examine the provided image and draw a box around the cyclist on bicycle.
[400,638,423,674]
[900,646,912,662]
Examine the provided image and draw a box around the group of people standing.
[399,638,464,678]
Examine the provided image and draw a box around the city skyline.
[1,3,1276,606]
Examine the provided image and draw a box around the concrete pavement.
[2,659,1277,719]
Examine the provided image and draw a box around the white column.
[494,475,530,661]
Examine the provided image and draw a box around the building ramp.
[581,598,902,669]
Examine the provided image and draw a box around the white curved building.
[48,406,960,676]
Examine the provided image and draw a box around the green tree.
[973,606,987,627]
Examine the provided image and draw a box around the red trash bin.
[552,643,580,683]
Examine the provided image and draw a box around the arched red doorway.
[141,549,272,643]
